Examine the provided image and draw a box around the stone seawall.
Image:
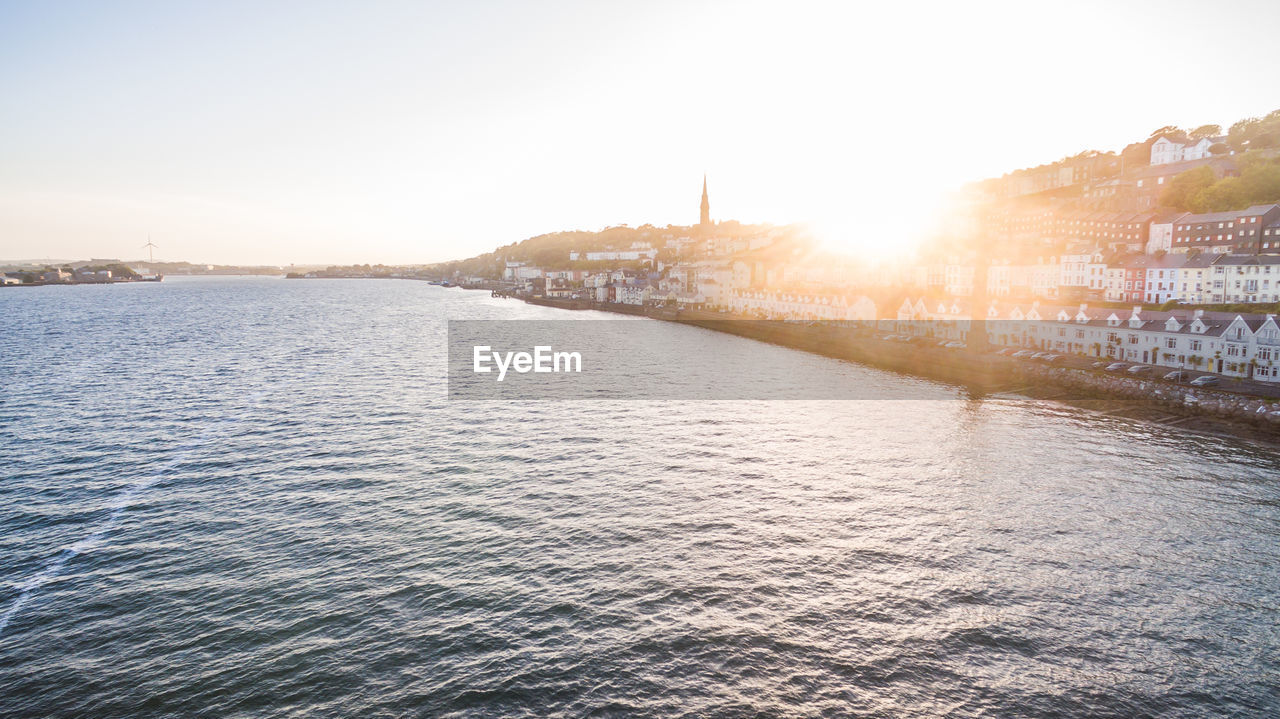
[1016,365,1280,428]
[504,293,1280,439]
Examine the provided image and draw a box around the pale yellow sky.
[1,0,1277,265]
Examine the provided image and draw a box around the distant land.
[0,259,320,276]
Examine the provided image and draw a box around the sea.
[2,276,1278,718]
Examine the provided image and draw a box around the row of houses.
[729,289,878,321]
[976,201,1280,258]
[896,298,1280,382]
[921,246,1280,306]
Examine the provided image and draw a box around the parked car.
[1127,365,1153,376]
[1042,354,1064,363]
[1104,363,1128,372]
[1091,361,1108,369]
[1012,350,1035,358]
[945,341,965,348]
[996,348,1015,356]
[1189,375,1221,387]
[1163,371,1188,382]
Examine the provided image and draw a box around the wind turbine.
[142,237,158,264]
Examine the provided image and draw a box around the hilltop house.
[1149,135,1219,165]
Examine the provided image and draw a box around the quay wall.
[505,292,1280,435]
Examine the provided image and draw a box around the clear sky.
[1,0,1277,265]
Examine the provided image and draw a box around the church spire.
[699,174,711,231]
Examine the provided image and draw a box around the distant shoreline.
[1,276,163,288]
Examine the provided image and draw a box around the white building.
[1028,262,1060,299]
[1142,254,1187,305]
[1059,246,1106,294]
[1149,135,1217,166]
[614,282,654,305]
[569,248,658,262]
[943,264,974,297]
[732,289,877,321]
[1146,213,1183,254]
[898,297,1280,381]
[1212,255,1280,304]
[1177,253,1218,305]
[1104,266,1127,301]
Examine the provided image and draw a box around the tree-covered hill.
[427,220,778,278]
[1160,151,1280,213]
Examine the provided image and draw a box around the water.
[2,276,1278,718]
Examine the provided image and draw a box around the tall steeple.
[699,174,711,232]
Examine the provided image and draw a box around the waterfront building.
[544,278,575,299]
[650,289,707,307]
[898,296,1280,381]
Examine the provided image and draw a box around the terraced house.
[1210,255,1280,304]
[1171,204,1280,254]
[896,299,1280,382]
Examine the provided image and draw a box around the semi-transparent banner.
[447,320,1208,400]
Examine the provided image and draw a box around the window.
[1166,338,1177,349]
[1191,340,1202,351]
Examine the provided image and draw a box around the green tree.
[1159,166,1216,210]
[1120,141,1151,168]
[1252,131,1279,149]
[1228,116,1263,150]
[1148,125,1185,141]
[1189,124,1222,139]
[1190,176,1248,213]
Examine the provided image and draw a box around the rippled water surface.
[3,277,1279,718]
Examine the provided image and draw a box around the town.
[419,111,1280,390]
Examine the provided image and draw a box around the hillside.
[427,220,777,278]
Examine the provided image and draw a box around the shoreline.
[1,276,163,288]
[505,293,1280,442]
